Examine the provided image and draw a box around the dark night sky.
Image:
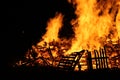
[7,0,75,65]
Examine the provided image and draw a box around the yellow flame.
[42,13,63,43]
[116,2,120,38]
[67,0,120,54]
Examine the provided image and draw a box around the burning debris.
[14,0,120,71]
[15,40,120,71]
[57,50,85,71]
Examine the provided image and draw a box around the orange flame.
[67,0,120,54]
[116,1,120,38]
[38,13,63,45]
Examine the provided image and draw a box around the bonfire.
[15,0,120,71]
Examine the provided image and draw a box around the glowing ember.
[15,0,120,71]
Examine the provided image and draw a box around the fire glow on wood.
[15,0,120,71]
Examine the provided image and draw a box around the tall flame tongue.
[38,13,63,44]
[36,13,64,58]
[67,0,120,53]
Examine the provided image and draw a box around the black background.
[7,0,75,66]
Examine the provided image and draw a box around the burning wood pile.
[14,0,120,71]
[15,39,120,71]
[105,40,120,68]
[15,40,71,67]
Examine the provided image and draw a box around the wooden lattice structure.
[57,50,85,71]
[86,48,109,70]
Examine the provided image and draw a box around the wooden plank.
[59,61,75,64]
[94,50,98,69]
[57,50,85,71]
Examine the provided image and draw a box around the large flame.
[67,0,120,53]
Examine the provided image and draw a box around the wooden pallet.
[57,50,85,71]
